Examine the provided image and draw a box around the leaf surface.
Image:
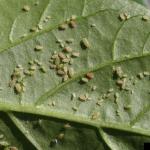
[0,0,150,149]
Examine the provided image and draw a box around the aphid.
[81,77,88,83]
[58,23,68,30]
[54,57,60,65]
[71,15,77,20]
[0,87,3,91]
[113,66,123,78]
[29,70,35,76]
[62,58,70,63]
[96,101,102,106]
[34,1,39,6]
[81,38,90,49]
[124,105,131,110]
[64,123,71,128]
[116,79,126,89]
[143,71,149,76]
[131,90,134,94]
[90,24,96,27]
[30,27,38,32]
[71,93,76,100]
[37,24,43,30]
[69,58,74,65]
[116,110,120,116]
[91,112,100,120]
[24,70,30,76]
[34,45,43,51]
[15,83,22,94]
[56,64,64,70]
[66,38,74,43]
[63,46,72,53]
[58,52,66,59]
[40,66,46,73]
[71,52,80,58]
[20,33,27,38]
[56,39,63,43]
[36,61,42,66]
[57,133,65,140]
[52,101,56,106]
[91,85,97,91]
[43,18,48,23]
[72,106,78,111]
[119,13,129,21]
[60,43,65,48]
[28,60,34,65]
[22,5,30,12]
[62,66,68,74]
[29,65,36,71]
[50,139,58,147]
[51,54,59,59]
[68,68,74,78]
[69,20,77,28]
[16,64,23,69]
[50,64,56,69]
[62,75,69,82]
[142,15,149,21]
[79,95,87,101]
[114,92,119,99]
[108,88,114,93]
[57,70,65,76]
[86,72,94,80]
[137,73,144,79]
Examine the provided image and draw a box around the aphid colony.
[49,48,79,82]
[9,12,92,94]
[67,65,150,119]
[9,58,46,94]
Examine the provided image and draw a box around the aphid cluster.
[80,72,94,83]
[119,13,130,21]
[49,46,80,82]
[113,66,127,90]
[9,65,26,94]
[9,57,47,94]
[58,15,77,30]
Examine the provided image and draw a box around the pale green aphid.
[58,23,68,30]
[71,52,80,57]
[81,77,88,83]
[71,93,76,100]
[72,106,78,111]
[81,38,90,48]
[40,66,47,73]
[22,5,30,12]
[35,45,43,51]
[142,15,150,21]
[68,68,74,78]
[30,27,38,32]
[14,83,22,94]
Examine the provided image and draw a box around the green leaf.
[0,0,150,149]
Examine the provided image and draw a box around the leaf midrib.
[0,102,150,137]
